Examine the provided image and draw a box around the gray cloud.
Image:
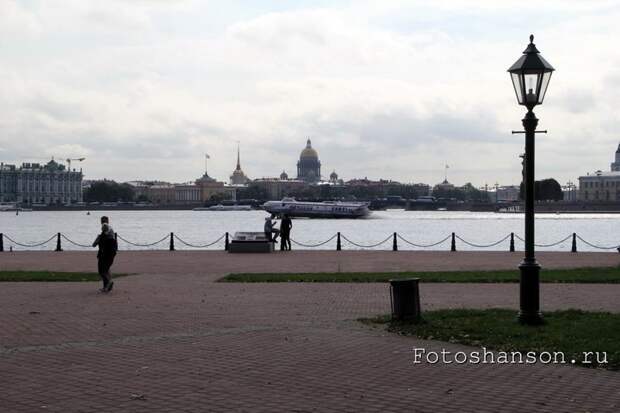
[1,1,620,186]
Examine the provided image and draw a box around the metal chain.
[290,234,337,248]
[456,234,511,248]
[396,233,452,248]
[116,234,169,247]
[60,234,93,248]
[173,233,226,248]
[514,233,573,247]
[3,234,57,248]
[576,235,620,250]
[340,234,393,248]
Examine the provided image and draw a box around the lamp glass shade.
[507,36,554,107]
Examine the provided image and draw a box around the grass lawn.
[0,271,130,282]
[361,309,620,370]
[220,267,620,283]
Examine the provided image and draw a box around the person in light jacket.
[264,215,280,243]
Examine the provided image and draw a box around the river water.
[1,210,619,252]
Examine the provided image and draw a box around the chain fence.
[60,234,93,248]
[116,234,170,248]
[340,234,393,248]
[576,235,620,251]
[290,234,337,248]
[2,233,57,248]
[0,231,618,253]
[173,233,226,248]
[455,234,512,248]
[514,233,574,248]
[396,233,452,248]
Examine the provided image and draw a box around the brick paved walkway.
[1,251,619,412]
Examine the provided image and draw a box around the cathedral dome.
[300,139,318,159]
[280,170,288,180]
[330,170,338,180]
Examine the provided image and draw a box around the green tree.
[519,178,563,201]
[83,180,135,202]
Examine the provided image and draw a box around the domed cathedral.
[297,139,321,182]
[229,145,249,185]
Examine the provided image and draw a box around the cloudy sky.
[1,0,619,186]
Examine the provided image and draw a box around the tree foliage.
[519,178,563,201]
[432,183,490,202]
[83,180,135,202]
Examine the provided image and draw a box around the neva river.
[1,210,619,252]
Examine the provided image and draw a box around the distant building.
[251,178,307,200]
[229,146,250,185]
[432,179,455,193]
[297,139,321,182]
[578,143,620,202]
[0,159,83,204]
[496,185,520,202]
[611,143,620,172]
[345,178,429,199]
[174,183,202,204]
[148,184,176,204]
[329,170,339,184]
[280,170,289,180]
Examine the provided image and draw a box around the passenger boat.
[193,204,253,211]
[262,198,371,218]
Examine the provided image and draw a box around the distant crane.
[66,157,85,171]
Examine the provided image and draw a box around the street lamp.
[508,34,554,325]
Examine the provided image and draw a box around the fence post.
[509,232,515,252]
[336,232,341,251]
[225,232,229,251]
[571,233,577,253]
[169,232,175,251]
[450,232,456,252]
[0,233,3,252]
[393,232,398,251]
[55,232,62,252]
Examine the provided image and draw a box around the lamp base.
[518,259,543,325]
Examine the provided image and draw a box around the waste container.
[389,278,421,322]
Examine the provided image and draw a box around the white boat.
[263,198,371,218]
[193,204,253,211]
[0,203,32,212]
[0,203,17,211]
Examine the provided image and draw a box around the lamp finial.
[529,34,534,44]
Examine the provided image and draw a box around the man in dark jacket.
[92,216,117,292]
[280,214,292,251]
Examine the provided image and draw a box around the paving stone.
[1,251,619,412]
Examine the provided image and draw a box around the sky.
[1,0,620,187]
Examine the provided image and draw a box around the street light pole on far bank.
[508,35,555,325]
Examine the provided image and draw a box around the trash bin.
[389,278,421,322]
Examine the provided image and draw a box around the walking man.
[280,214,292,251]
[92,216,118,293]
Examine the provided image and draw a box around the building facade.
[251,178,307,200]
[0,160,83,204]
[297,139,321,182]
[611,144,620,172]
[578,143,620,202]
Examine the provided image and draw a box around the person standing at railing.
[92,216,118,293]
[280,214,292,251]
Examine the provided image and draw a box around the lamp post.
[508,35,554,325]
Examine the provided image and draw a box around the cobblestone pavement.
[1,251,619,412]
